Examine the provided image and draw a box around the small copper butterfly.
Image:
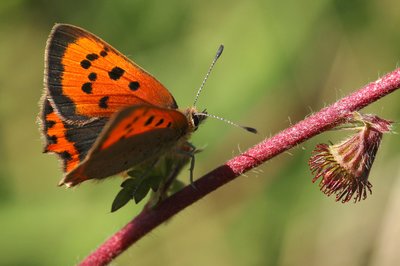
[40,24,256,190]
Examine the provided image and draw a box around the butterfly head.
[185,107,208,131]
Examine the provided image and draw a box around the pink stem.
[79,68,400,266]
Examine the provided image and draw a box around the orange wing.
[41,97,106,172]
[59,105,191,187]
[45,24,177,122]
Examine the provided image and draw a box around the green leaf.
[111,187,133,212]
[112,176,149,212]
[127,169,145,178]
[133,179,151,203]
[148,173,163,191]
[120,177,141,188]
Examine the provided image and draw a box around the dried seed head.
[309,113,392,203]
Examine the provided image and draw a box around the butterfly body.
[41,24,204,187]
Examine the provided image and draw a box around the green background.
[1,0,400,265]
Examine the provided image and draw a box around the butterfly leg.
[176,142,198,188]
[189,152,196,187]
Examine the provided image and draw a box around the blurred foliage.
[1,0,400,265]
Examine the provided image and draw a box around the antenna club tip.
[244,127,258,134]
[216,45,224,58]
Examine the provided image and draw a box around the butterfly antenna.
[195,112,257,134]
[193,44,224,107]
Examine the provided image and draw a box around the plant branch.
[79,68,400,266]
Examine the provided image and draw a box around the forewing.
[45,24,178,122]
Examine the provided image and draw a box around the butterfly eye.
[192,112,207,131]
[193,115,200,128]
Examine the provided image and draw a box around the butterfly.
[40,24,255,189]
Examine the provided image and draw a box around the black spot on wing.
[144,116,154,126]
[60,151,72,161]
[88,72,97,81]
[155,118,164,127]
[86,53,99,61]
[48,135,58,144]
[100,50,108,57]
[129,81,140,91]
[46,120,56,129]
[42,98,54,115]
[99,96,109,109]
[80,60,91,69]
[108,67,125,80]
[131,116,139,123]
[124,123,133,130]
[81,83,92,94]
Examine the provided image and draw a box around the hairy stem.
[79,68,400,266]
